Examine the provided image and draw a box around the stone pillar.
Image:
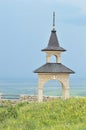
[55,53,61,63]
[38,81,44,102]
[62,81,70,99]
[57,54,61,63]
[62,87,69,99]
[56,55,58,63]
[46,54,50,63]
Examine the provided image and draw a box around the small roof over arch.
[34,63,75,73]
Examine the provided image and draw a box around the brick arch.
[38,73,70,102]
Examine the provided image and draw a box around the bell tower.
[34,12,75,102]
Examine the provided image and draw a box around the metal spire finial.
[53,12,55,30]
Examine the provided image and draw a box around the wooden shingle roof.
[34,63,75,73]
[42,30,66,51]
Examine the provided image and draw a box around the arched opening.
[38,74,70,102]
[43,80,62,97]
[50,55,57,63]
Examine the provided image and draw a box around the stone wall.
[19,95,61,102]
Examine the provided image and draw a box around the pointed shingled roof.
[42,12,66,51]
[48,30,60,47]
[42,29,66,51]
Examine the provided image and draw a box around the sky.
[0,0,86,79]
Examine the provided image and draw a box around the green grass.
[0,97,86,130]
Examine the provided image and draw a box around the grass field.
[0,97,86,130]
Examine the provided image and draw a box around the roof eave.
[34,71,75,74]
[41,49,66,51]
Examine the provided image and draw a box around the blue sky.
[0,0,86,79]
